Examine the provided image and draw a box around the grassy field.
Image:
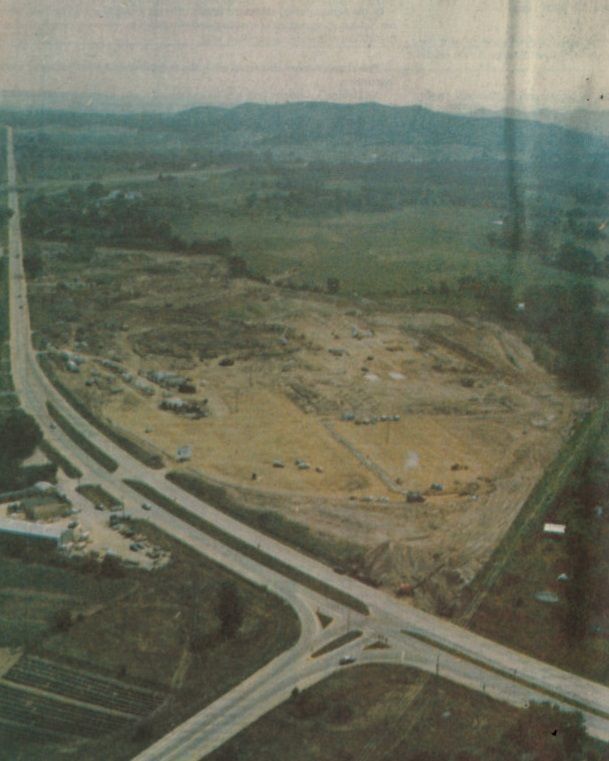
[206,664,604,761]
[470,419,609,686]
[460,404,607,622]
[46,401,118,472]
[19,125,609,306]
[0,521,300,760]
[0,553,125,648]
[116,172,591,301]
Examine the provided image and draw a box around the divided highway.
[5,127,609,758]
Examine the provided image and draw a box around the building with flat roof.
[543,522,566,537]
[0,517,72,548]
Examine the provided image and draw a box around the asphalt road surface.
[5,127,609,759]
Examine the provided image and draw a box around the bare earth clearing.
[30,245,580,610]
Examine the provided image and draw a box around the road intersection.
[4,127,609,759]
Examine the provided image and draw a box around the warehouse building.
[0,517,72,550]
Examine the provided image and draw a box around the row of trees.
[23,186,237,265]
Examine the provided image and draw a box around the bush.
[52,608,73,632]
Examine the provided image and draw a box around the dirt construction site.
[30,246,582,611]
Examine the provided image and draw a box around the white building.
[0,517,72,548]
[543,523,566,537]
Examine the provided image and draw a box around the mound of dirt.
[363,540,438,588]
[363,539,467,615]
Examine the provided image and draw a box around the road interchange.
[4,126,609,758]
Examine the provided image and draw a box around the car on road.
[339,655,356,666]
[141,502,153,511]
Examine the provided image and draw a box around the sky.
[1,0,608,112]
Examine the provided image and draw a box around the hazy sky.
[1,0,608,111]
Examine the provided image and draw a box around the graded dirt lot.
[29,245,581,610]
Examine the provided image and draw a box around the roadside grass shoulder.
[125,478,369,616]
[204,664,525,761]
[76,483,121,509]
[0,258,13,394]
[45,401,118,473]
[166,469,363,569]
[311,630,362,658]
[38,354,164,469]
[39,438,82,479]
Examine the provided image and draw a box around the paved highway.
[5,127,609,758]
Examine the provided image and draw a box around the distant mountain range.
[169,101,603,160]
[468,107,609,137]
[1,95,606,165]
[2,90,608,135]
[0,90,194,114]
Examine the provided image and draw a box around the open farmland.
[0,520,298,760]
[27,241,581,612]
[207,663,603,761]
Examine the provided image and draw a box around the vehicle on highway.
[339,655,356,666]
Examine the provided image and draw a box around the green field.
[0,554,125,648]
[0,522,300,760]
[207,664,602,761]
[16,118,609,308]
[470,418,609,686]
[99,167,609,301]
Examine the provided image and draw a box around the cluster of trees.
[488,181,609,279]
[554,242,609,277]
[190,580,244,654]
[451,277,607,395]
[522,283,607,395]
[23,186,178,250]
[22,185,239,263]
[246,159,519,218]
[0,408,56,491]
